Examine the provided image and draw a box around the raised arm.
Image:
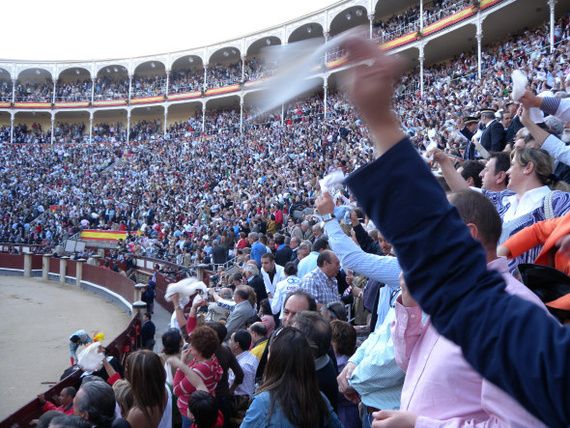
[428,148,469,191]
[519,106,550,146]
[341,36,405,157]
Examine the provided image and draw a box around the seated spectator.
[47,414,91,428]
[320,301,348,322]
[247,322,268,360]
[111,380,133,418]
[37,387,76,415]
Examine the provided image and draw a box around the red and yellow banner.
[481,0,502,8]
[423,6,475,37]
[0,102,10,108]
[13,102,51,109]
[168,91,202,101]
[205,84,240,96]
[327,57,349,70]
[55,101,90,109]
[93,99,127,107]
[81,230,127,241]
[381,32,417,51]
[130,95,165,105]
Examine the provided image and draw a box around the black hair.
[312,237,329,252]
[233,329,252,351]
[292,311,332,358]
[283,261,297,276]
[207,322,227,344]
[284,290,317,312]
[458,160,484,188]
[188,391,219,428]
[161,328,183,355]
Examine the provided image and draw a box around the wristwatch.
[322,213,336,223]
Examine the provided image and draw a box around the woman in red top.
[235,232,248,250]
[173,326,223,428]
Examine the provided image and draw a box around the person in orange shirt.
[498,211,570,275]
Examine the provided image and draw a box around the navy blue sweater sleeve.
[353,223,383,255]
[345,137,570,427]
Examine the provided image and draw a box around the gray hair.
[545,115,564,138]
[244,263,259,276]
[76,382,116,427]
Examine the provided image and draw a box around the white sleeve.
[542,133,570,165]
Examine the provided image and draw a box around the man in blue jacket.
[338,34,570,427]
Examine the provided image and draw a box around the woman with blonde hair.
[112,380,133,418]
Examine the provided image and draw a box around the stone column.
[476,19,483,81]
[132,301,147,320]
[23,252,33,277]
[196,264,208,282]
[89,112,94,143]
[240,97,244,136]
[42,254,51,281]
[549,0,558,54]
[59,256,69,284]
[10,114,14,144]
[76,258,86,287]
[419,45,425,96]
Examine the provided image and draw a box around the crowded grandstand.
[2,0,570,426]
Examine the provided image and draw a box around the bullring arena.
[1,0,570,426]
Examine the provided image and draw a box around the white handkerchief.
[253,30,359,115]
[319,169,345,194]
[511,69,527,101]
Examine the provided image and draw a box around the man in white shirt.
[260,252,286,298]
[228,330,259,398]
[271,261,301,320]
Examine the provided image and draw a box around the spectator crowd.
[9,8,570,428]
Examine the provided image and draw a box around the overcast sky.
[4,0,339,62]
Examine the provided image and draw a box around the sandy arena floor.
[0,276,131,420]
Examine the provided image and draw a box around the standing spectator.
[173,326,223,428]
[241,327,342,427]
[124,350,171,428]
[141,312,156,351]
[299,250,341,308]
[260,252,286,298]
[270,261,301,321]
[228,330,259,424]
[330,321,359,428]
